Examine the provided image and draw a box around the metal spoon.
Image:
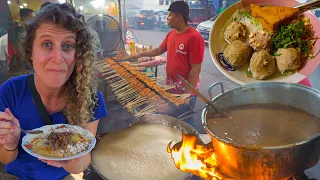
[2,120,43,135]
[294,0,320,13]
[177,74,230,118]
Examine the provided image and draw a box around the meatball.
[224,40,253,69]
[249,50,276,80]
[224,21,247,43]
[248,30,272,51]
[275,48,301,75]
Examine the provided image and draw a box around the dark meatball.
[224,40,253,69]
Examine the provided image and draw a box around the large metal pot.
[201,82,320,179]
[92,114,200,180]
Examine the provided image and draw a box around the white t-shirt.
[0,34,8,61]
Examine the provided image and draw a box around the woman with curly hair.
[0,3,108,180]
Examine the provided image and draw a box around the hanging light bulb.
[7,1,11,4]
[20,5,24,8]
[23,3,27,6]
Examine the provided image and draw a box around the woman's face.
[32,23,77,88]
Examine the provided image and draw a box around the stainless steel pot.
[92,114,201,180]
[201,82,320,179]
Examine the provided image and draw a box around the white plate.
[209,0,320,85]
[22,124,96,161]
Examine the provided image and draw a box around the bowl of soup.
[202,82,320,179]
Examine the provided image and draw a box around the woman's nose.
[51,48,64,64]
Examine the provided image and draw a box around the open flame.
[167,132,223,180]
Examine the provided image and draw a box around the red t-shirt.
[159,27,205,95]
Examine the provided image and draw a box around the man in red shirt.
[130,1,205,125]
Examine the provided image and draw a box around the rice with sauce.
[29,128,91,158]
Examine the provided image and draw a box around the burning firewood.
[167,132,225,180]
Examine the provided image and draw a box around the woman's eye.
[42,42,52,49]
[63,44,74,50]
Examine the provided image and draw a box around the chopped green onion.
[283,69,293,75]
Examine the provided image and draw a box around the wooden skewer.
[125,100,147,109]
[108,77,123,84]
[118,93,137,101]
[111,84,129,92]
[162,85,176,91]
[110,81,128,89]
[138,104,155,114]
[126,97,147,107]
[141,72,153,76]
[110,80,126,87]
[101,70,116,76]
[94,61,107,65]
[135,108,155,117]
[118,92,138,101]
[104,74,120,80]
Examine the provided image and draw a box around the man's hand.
[185,63,201,94]
[127,53,141,60]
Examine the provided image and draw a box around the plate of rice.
[22,124,96,161]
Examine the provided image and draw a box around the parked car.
[188,8,216,28]
[196,14,220,43]
[133,10,157,30]
[127,11,138,28]
[158,11,168,26]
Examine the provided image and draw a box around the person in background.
[129,1,204,126]
[0,3,108,180]
[19,8,34,28]
[17,8,35,74]
[0,34,8,85]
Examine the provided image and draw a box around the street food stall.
[89,0,320,179]
[4,0,320,180]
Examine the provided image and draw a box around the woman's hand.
[39,157,81,168]
[0,108,21,150]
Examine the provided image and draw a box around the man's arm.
[134,47,165,58]
[185,34,205,94]
[130,32,169,59]
[185,63,201,94]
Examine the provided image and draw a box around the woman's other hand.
[0,108,21,150]
[39,157,81,168]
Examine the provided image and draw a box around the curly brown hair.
[23,3,99,127]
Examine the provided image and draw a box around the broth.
[207,104,320,146]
